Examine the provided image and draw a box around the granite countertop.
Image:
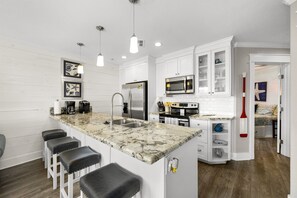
[50,113,201,165]
[189,114,235,120]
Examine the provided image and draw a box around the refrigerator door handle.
[129,91,132,118]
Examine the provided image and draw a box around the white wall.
[0,36,119,170]
[255,66,279,105]
[290,2,297,197]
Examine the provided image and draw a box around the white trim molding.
[282,0,296,5]
[249,54,291,160]
[231,152,251,161]
[234,42,290,49]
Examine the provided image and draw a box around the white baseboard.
[232,152,251,161]
[0,150,42,170]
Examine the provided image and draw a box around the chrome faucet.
[111,92,125,128]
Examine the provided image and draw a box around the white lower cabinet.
[190,119,232,164]
[85,135,111,167]
[70,128,86,146]
[197,142,208,161]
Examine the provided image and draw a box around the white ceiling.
[0,0,290,65]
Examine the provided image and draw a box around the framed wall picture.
[63,60,81,78]
[255,81,267,102]
[63,81,82,98]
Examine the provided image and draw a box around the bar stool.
[80,163,141,198]
[42,129,67,169]
[47,136,80,189]
[59,146,101,198]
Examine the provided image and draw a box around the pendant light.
[96,26,105,67]
[77,42,84,74]
[129,0,139,54]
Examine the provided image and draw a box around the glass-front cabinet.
[196,47,231,96]
[197,52,211,95]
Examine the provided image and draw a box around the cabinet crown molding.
[195,36,234,54]
[156,46,195,64]
[282,0,296,5]
[120,55,155,69]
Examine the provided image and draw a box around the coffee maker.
[65,101,76,115]
[78,100,90,113]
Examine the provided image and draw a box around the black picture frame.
[63,81,82,98]
[63,60,81,78]
[255,81,267,102]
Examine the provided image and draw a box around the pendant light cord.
[79,45,82,62]
[133,3,135,34]
[99,30,102,54]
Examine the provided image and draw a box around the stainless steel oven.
[158,102,199,127]
[165,75,194,95]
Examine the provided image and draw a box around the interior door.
[277,64,290,157]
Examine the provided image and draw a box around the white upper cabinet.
[178,54,194,76]
[165,59,179,78]
[156,62,167,97]
[196,36,233,97]
[122,63,148,84]
[165,55,193,78]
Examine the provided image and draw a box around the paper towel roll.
[54,100,61,115]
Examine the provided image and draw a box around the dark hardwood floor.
[0,138,289,198]
[199,138,290,198]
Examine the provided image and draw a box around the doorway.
[249,54,290,159]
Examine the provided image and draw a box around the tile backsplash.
[159,96,235,115]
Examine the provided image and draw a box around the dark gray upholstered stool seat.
[42,129,67,141]
[47,137,80,154]
[59,146,101,198]
[80,163,141,198]
[59,146,101,174]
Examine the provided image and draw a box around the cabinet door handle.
[198,134,202,137]
[198,149,202,152]
[197,124,200,126]
[208,92,211,94]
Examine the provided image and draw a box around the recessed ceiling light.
[122,56,127,59]
[155,42,162,47]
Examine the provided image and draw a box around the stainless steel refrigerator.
[122,81,148,120]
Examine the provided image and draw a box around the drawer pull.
[197,124,200,126]
[198,149,202,152]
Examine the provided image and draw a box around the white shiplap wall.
[0,37,119,170]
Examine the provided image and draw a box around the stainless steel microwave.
[165,75,195,95]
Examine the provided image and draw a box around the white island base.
[110,137,198,198]
[56,117,198,198]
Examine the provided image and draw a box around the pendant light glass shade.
[97,53,104,67]
[130,34,138,54]
[96,26,105,67]
[77,42,84,74]
[77,64,84,74]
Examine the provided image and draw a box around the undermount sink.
[122,122,147,128]
[201,114,216,117]
[112,119,133,125]
[111,119,146,128]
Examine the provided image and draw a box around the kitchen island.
[50,112,201,198]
